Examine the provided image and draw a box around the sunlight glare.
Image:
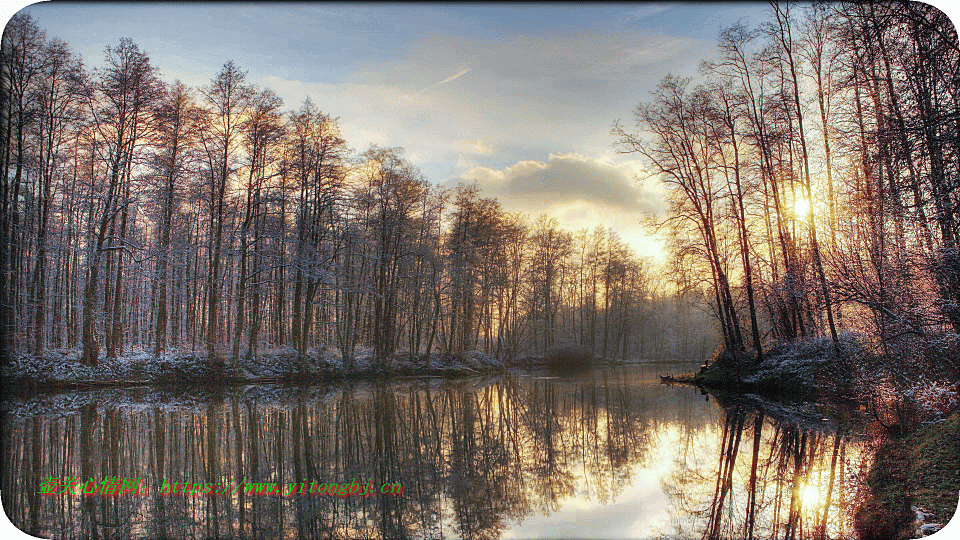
[793,196,812,221]
[798,482,825,511]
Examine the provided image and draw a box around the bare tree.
[78,38,162,366]
[197,61,253,364]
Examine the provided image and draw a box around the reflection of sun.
[794,196,811,220]
[798,482,824,511]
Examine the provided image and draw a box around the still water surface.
[2,365,869,539]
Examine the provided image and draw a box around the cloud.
[456,138,494,155]
[415,67,472,96]
[251,25,711,178]
[458,153,663,215]
[621,4,673,24]
[438,67,472,85]
[453,153,666,258]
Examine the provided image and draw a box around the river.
[2,364,871,539]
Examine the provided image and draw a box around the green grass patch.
[856,412,960,539]
[910,413,960,523]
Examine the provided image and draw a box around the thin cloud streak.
[439,67,472,84]
[417,67,472,95]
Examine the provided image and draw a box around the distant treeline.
[0,13,716,368]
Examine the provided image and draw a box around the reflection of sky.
[500,424,691,539]
[501,412,867,540]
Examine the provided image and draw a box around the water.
[2,365,870,539]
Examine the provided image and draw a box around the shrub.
[544,344,594,371]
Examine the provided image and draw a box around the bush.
[544,344,594,371]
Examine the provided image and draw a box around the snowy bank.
[1,347,505,393]
[674,333,866,401]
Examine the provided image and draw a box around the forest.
[613,2,960,382]
[2,3,960,539]
[0,12,716,372]
[2,1,960,382]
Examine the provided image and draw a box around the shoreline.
[2,348,705,395]
[660,333,960,539]
[0,348,509,395]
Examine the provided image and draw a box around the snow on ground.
[2,345,504,387]
[740,332,861,388]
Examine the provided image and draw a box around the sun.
[793,196,812,221]
[798,482,825,511]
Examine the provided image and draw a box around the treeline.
[0,13,715,368]
[614,2,960,371]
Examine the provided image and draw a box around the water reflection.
[2,367,866,539]
[660,399,860,540]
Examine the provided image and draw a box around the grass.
[856,412,960,539]
[910,413,960,522]
[672,334,868,403]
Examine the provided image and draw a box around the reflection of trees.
[663,403,857,540]
[525,378,576,513]
[705,407,746,539]
[2,368,680,539]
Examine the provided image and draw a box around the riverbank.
[666,333,865,402]
[0,347,505,394]
[856,412,960,539]
[668,331,959,538]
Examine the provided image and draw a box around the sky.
[5,1,954,258]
